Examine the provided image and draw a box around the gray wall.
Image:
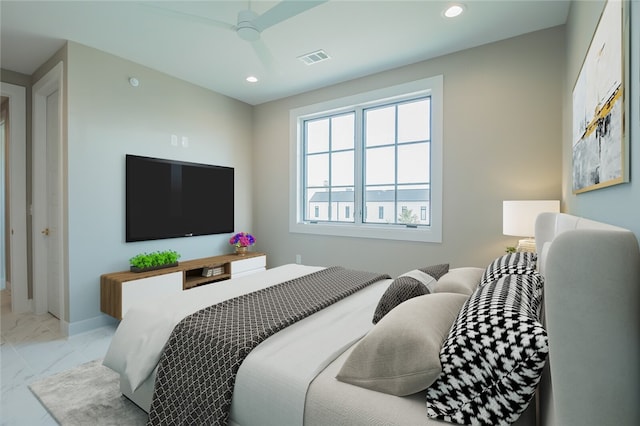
[64,42,254,331]
[253,27,565,277]
[564,1,640,235]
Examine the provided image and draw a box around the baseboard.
[67,314,118,336]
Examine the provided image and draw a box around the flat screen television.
[126,154,234,242]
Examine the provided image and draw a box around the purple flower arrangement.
[229,232,256,248]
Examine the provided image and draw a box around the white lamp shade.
[503,200,560,237]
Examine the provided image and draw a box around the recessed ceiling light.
[246,76,258,83]
[443,3,465,18]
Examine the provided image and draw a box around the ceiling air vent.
[298,49,330,65]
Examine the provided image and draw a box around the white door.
[45,90,62,319]
[32,62,64,319]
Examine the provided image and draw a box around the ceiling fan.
[141,0,327,69]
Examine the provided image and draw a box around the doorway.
[1,98,6,292]
[0,82,29,313]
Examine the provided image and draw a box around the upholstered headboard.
[535,213,640,426]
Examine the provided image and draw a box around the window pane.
[365,106,395,147]
[306,189,328,221]
[331,114,355,150]
[364,185,394,224]
[397,185,430,225]
[331,151,354,186]
[306,153,329,187]
[398,143,429,184]
[366,146,395,185]
[398,98,430,143]
[306,187,356,222]
[329,188,354,223]
[306,119,329,153]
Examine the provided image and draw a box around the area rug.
[29,359,147,425]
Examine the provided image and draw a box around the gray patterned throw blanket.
[147,266,390,426]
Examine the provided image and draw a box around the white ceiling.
[1,0,570,105]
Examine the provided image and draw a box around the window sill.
[289,221,442,243]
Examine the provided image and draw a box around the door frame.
[0,82,29,313]
[32,61,66,319]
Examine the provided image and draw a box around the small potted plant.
[129,250,181,272]
[229,232,255,256]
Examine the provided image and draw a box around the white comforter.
[103,264,392,426]
[104,264,323,390]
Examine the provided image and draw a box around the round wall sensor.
[129,77,140,87]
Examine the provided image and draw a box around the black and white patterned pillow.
[425,274,548,426]
[480,252,538,287]
[372,264,449,324]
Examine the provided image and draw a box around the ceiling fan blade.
[253,0,327,32]
[136,2,236,32]
[251,38,275,70]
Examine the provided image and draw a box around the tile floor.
[1,289,116,425]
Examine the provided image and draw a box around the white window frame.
[289,76,443,243]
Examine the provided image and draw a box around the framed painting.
[572,0,630,194]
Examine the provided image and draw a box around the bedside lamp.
[503,200,560,252]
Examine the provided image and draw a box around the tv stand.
[100,252,266,319]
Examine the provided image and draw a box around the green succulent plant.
[130,250,181,269]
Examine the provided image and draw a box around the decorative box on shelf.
[202,266,225,278]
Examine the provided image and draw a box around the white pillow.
[433,267,483,295]
[337,292,469,396]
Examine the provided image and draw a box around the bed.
[103,213,640,426]
[535,213,640,426]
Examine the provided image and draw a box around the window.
[303,112,355,223]
[290,76,443,242]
